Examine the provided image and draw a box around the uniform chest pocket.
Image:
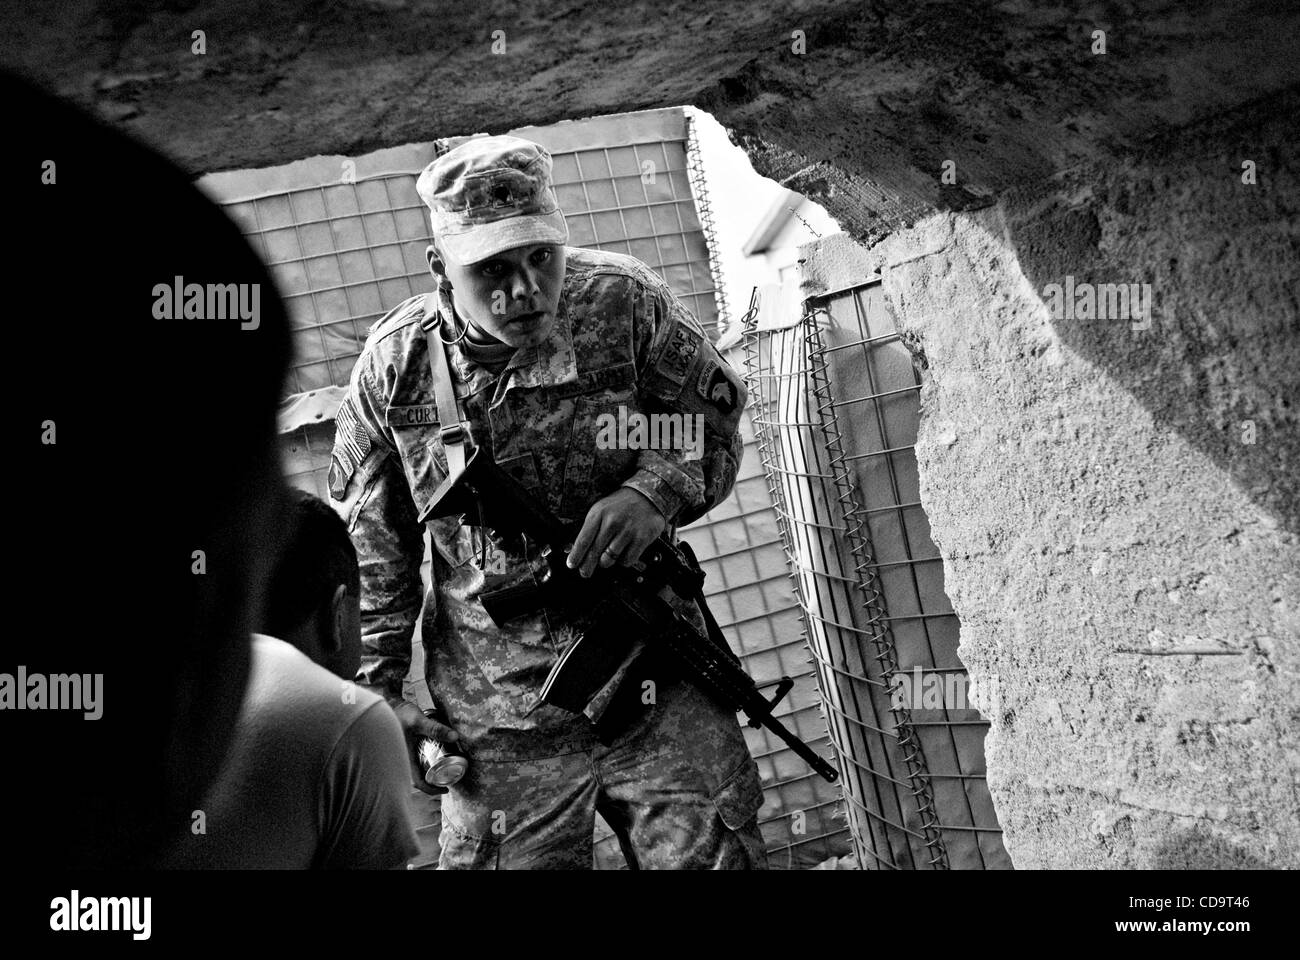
[388,423,446,521]
[394,430,478,571]
[387,425,476,571]
[559,386,639,522]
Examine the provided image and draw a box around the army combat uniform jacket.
[329,246,748,761]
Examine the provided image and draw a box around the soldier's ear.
[325,583,348,656]
[426,244,450,285]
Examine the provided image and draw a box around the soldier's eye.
[532,249,552,265]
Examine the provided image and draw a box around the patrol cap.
[416,134,569,266]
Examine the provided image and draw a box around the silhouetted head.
[8,67,291,867]
[261,489,362,680]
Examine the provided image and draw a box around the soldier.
[329,134,767,869]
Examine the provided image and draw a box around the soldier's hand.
[390,699,459,796]
[567,487,667,578]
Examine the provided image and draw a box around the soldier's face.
[432,242,566,348]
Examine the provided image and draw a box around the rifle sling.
[420,291,471,515]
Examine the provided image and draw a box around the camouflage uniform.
[329,244,768,869]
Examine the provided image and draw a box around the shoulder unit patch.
[697,361,738,415]
[656,325,699,386]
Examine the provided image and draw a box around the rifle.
[418,444,840,784]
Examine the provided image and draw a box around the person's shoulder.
[563,246,667,295]
[344,294,436,400]
[247,635,385,730]
[369,293,429,338]
[330,691,408,765]
[355,294,430,363]
[246,636,404,768]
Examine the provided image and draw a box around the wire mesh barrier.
[741,280,1011,869]
[684,111,731,337]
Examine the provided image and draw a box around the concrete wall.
[798,91,1299,868]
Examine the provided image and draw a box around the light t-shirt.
[161,634,420,869]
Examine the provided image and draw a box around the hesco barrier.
[742,279,1011,869]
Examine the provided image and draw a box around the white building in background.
[741,187,844,288]
[684,106,842,347]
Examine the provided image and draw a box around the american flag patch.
[334,398,372,468]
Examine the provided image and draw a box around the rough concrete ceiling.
[5,0,1298,244]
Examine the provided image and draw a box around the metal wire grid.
[741,281,1009,869]
[223,175,427,398]
[743,290,939,868]
[684,111,732,336]
[546,138,723,342]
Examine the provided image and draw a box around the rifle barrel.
[746,703,840,783]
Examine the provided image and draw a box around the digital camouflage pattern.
[437,672,768,869]
[329,244,765,867]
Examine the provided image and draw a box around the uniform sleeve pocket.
[437,821,501,870]
[710,758,764,831]
[330,446,390,530]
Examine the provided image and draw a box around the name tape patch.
[551,362,637,399]
[386,403,440,428]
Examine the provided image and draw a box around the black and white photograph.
[2,0,1295,942]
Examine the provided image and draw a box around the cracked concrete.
[6,2,1298,219]
[797,88,1299,865]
